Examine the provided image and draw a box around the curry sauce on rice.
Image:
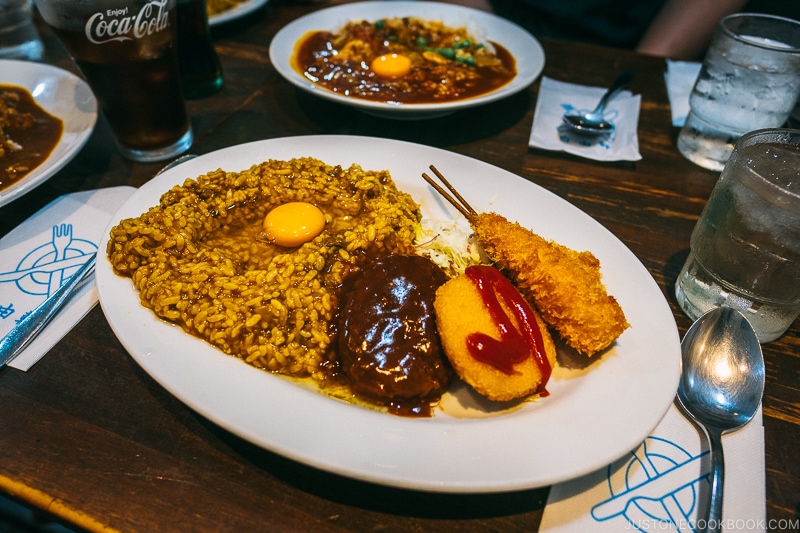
[106,158,420,382]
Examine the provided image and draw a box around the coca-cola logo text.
[85,0,170,44]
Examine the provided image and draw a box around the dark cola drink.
[35,0,193,162]
[176,0,223,98]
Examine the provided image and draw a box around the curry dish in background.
[206,0,247,17]
[292,17,517,103]
[0,86,63,191]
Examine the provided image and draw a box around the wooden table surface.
[1,1,798,531]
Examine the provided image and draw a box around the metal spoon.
[0,154,198,370]
[0,253,96,368]
[562,70,634,135]
[677,307,764,532]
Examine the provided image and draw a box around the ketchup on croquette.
[464,265,552,393]
[434,264,556,402]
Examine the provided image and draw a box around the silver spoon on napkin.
[677,307,764,532]
[0,253,96,368]
[562,70,634,135]
[0,154,198,370]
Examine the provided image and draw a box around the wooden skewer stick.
[421,172,472,219]
[428,165,477,216]
[421,165,477,219]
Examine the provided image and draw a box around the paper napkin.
[0,187,135,370]
[530,76,642,162]
[665,60,702,127]
[539,402,765,532]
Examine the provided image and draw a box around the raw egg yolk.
[370,54,412,78]
[262,202,325,247]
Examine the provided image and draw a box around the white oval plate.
[0,60,97,209]
[96,135,680,493]
[269,2,545,119]
[209,0,268,27]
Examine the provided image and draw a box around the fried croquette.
[471,212,629,356]
[434,266,557,402]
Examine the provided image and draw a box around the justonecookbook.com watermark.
[623,518,800,531]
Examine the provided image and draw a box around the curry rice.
[107,158,420,382]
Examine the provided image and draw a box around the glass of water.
[0,0,43,60]
[677,14,800,171]
[675,128,800,343]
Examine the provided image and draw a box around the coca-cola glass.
[35,0,193,162]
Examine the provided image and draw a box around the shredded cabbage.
[415,216,489,276]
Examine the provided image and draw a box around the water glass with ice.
[0,0,43,60]
[675,128,800,343]
[677,14,800,171]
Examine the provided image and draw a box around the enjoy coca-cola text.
[85,0,170,44]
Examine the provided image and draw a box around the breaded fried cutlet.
[434,266,557,402]
[472,212,629,356]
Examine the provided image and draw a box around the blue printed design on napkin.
[0,187,135,371]
[3,224,98,300]
[538,405,765,533]
[529,76,642,161]
[591,436,711,531]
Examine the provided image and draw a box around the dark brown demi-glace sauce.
[292,29,517,104]
[1,85,64,191]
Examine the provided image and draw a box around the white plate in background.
[0,60,97,209]
[208,0,268,26]
[269,2,545,119]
